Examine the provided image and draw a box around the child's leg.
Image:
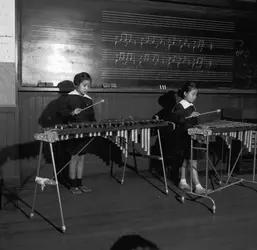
[69,155,82,194]
[178,159,191,189]
[76,155,92,192]
[69,155,78,183]
[190,160,210,194]
[180,159,187,180]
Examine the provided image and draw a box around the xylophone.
[34,119,171,157]
[31,118,174,233]
[188,120,257,153]
[185,120,257,213]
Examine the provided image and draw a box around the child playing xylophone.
[59,72,95,195]
[172,81,210,194]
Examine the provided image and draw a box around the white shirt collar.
[179,99,195,109]
[68,89,92,99]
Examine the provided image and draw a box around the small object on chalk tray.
[102,83,111,88]
[102,83,117,88]
[37,81,54,87]
[110,83,117,88]
[35,176,56,191]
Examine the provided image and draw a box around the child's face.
[184,88,198,103]
[76,80,91,95]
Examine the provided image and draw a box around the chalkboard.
[20,0,257,90]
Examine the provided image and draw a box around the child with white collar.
[172,81,210,194]
[60,72,95,194]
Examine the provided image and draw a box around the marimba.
[185,120,257,213]
[30,118,174,233]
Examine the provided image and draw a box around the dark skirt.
[66,137,94,156]
[182,136,204,160]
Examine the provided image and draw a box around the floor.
[1,166,257,250]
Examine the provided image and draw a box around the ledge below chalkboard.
[18,86,257,94]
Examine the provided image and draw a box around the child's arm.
[172,104,186,124]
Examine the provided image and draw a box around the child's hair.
[177,81,198,98]
[73,72,92,87]
[110,234,159,250]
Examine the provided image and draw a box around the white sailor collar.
[179,99,195,109]
[68,89,92,100]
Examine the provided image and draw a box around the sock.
[195,183,203,190]
[70,178,77,188]
[180,179,187,184]
[77,178,82,187]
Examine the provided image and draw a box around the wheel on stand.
[29,213,34,219]
[181,196,185,204]
[212,205,216,214]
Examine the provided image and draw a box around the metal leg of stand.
[49,143,66,234]
[121,154,128,184]
[226,148,243,184]
[109,140,114,176]
[186,136,216,213]
[206,137,216,213]
[30,141,43,219]
[252,132,257,182]
[132,142,138,173]
[157,129,168,195]
[227,142,232,176]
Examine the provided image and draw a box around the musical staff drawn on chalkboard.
[103,30,234,52]
[102,68,232,82]
[103,49,233,70]
[102,11,235,33]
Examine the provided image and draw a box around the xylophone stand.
[29,141,66,234]
[226,131,257,186]
[182,135,244,213]
[118,128,169,195]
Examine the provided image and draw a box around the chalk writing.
[112,32,213,53]
[103,50,233,71]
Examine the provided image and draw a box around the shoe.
[69,187,82,195]
[178,182,191,190]
[78,185,92,193]
[194,187,212,195]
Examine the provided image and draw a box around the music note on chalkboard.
[152,54,159,66]
[198,40,204,52]
[111,30,220,54]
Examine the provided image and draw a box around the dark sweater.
[59,90,96,124]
